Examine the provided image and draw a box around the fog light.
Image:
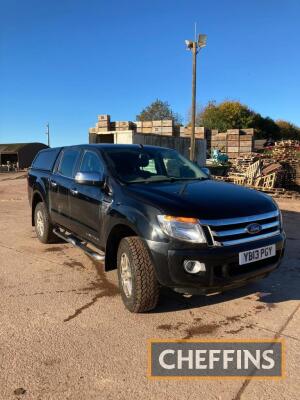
[183,260,206,274]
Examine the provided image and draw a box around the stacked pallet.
[271,140,300,188]
[231,153,261,174]
[271,140,299,163]
[226,140,300,190]
[296,163,300,187]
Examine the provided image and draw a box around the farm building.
[0,143,48,169]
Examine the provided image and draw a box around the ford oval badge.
[246,223,262,235]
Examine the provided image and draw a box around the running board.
[53,229,105,262]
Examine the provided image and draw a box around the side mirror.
[201,167,212,179]
[75,171,104,186]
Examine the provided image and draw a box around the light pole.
[185,33,207,161]
[46,123,50,147]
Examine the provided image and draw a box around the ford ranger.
[27,144,285,312]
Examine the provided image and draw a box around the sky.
[0,0,299,147]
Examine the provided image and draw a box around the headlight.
[157,215,207,243]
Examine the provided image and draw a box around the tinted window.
[103,147,207,183]
[80,151,103,174]
[58,149,80,178]
[31,148,61,171]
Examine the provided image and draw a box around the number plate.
[239,244,276,265]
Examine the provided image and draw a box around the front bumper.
[146,232,286,294]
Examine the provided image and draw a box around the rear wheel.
[34,202,56,244]
[117,236,159,313]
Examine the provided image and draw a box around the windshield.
[102,147,208,184]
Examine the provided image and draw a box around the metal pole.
[46,123,50,147]
[190,42,197,161]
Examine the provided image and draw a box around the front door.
[69,149,105,244]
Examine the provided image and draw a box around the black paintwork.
[28,144,285,293]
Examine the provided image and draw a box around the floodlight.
[198,34,207,48]
[185,40,193,49]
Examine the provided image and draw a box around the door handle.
[70,188,78,196]
[50,180,57,188]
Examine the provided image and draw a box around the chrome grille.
[200,210,281,247]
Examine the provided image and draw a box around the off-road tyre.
[117,236,159,313]
[34,202,56,244]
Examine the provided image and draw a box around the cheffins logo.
[148,339,284,379]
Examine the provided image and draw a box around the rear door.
[68,149,105,244]
[49,148,81,230]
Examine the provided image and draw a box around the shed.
[0,143,49,169]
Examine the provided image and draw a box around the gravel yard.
[0,174,299,399]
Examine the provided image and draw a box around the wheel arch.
[105,223,139,271]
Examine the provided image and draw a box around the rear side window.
[31,148,61,171]
[58,149,80,178]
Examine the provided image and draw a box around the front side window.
[79,151,103,174]
[58,149,80,178]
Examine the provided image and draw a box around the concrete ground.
[0,174,299,400]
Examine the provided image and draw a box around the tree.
[253,114,280,140]
[195,100,287,140]
[276,120,300,140]
[196,101,256,132]
[136,99,182,125]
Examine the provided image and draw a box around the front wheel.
[117,237,159,313]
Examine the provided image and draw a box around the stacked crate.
[115,121,135,131]
[89,114,111,134]
[239,129,254,155]
[151,120,173,136]
[226,129,240,158]
[136,121,153,134]
[180,127,211,151]
[211,132,228,154]
[135,120,174,135]
[211,128,254,159]
[96,114,111,132]
[180,126,205,138]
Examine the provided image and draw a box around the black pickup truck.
[28,144,285,312]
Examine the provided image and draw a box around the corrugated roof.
[0,143,33,153]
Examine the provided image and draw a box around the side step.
[53,229,105,262]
